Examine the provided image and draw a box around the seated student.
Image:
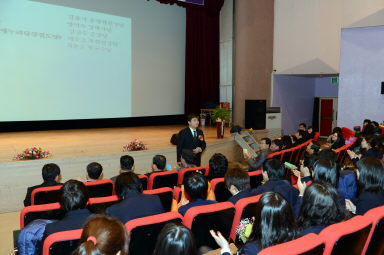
[329,131,345,150]
[299,123,310,141]
[73,215,129,255]
[345,158,384,215]
[299,122,307,132]
[347,135,384,164]
[327,127,342,143]
[281,135,293,150]
[371,121,382,136]
[211,192,299,255]
[298,182,348,236]
[307,126,315,139]
[207,153,228,180]
[253,159,300,211]
[111,155,135,183]
[145,155,167,178]
[245,138,272,171]
[106,172,164,223]
[85,162,103,181]
[42,180,92,240]
[293,130,308,146]
[177,149,198,171]
[225,166,253,205]
[24,163,62,207]
[305,141,320,157]
[270,139,282,152]
[153,222,197,255]
[178,172,217,216]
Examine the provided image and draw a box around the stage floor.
[0,125,231,163]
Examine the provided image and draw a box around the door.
[319,98,338,137]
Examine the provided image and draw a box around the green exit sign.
[331,77,338,84]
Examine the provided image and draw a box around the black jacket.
[24,181,62,207]
[177,127,206,166]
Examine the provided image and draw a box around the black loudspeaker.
[245,100,266,130]
[381,82,384,94]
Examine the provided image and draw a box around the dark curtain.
[153,0,224,120]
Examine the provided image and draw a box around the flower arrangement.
[14,147,51,160]
[236,218,253,243]
[123,139,148,151]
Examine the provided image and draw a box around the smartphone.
[284,162,296,169]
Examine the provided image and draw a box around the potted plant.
[211,106,230,138]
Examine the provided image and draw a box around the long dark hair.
[153,222,197,255]
[357,157,384,193]
[298,182,348,231]
[73,215,129,255]
[246,192,298,250]
[313,158,339,188]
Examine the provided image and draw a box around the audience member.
[246,138,271,171]
[329,131,345,150]
[178,172,217,216]
[299,123,307,131]
[298,182,348,235]
[347,135,384,164]
[371,121,382,136]
[225,165,253,205]
[305,141,320,157]
[111,155,135,183]
[307,126,314,139]
[85,162,103,181]
[293,130,307,146]
[327,127,342,143]
[145,155,166,178]
[254,159,300,211]
[178,149,198,170]
[270,139,282,152]
[281,135,293,150]
[207,153,228,180]
[345,158,384,215]
[153,222,197,255]
[42,180,91,241]
[211,192,299,255]
[73,215,129,255]
[107,172,164,223]
[24,163,62,207]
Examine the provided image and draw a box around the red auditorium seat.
[173,186,181,202]
[31,185,62,205]
[147,170,178,190]
[137,175,148,190]
[313,131,319,141]
[230,194,262,245]
[143,187,174,211]
[20,203,63,229]
[267,151,283,161]
[363,205,384,255]
[341,127,355,140]
[42,229,82,255]
[319,215,372,255]
[183,202,235,249]
[87,195,120,214]
[84,179,114,198]
[177,166,206,185]
[248,170,263,189]
[258,233,325,255]
[204,165,210,176]
[210,178,232,202]
[125,212,182,255]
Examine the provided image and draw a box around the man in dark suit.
[225,165,254,205]
[177,114,206,167]
[106,172,165,224]
[110,155,135,184]
[41,180,92,243]
[24,163,62,207]
[145,155,166,178]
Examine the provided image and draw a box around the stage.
[0,125,244,213]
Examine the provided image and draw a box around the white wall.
[274,0,384,75]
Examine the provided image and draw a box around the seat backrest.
[178,167,206,185]
[32,185,62,205]
[248,170,263,189]
[290,146,301,164]
[84,179,114,198]
[125,212,183,255]
[20,203,64,229]
[87,195,120,214]
[210,178,232,202]
[147,170,179,190]
[43,229,82,255]
[267,151,283,161]
[341,127,355,140]
[363,205,384,255]
[258,233,325,255]
[281,149,293,164]
[183,202,235,248]
[143,187,174,212]
[138,175,148,190]
[230,194,262,244]
[319,215,372,255]
[313,132,319,141]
